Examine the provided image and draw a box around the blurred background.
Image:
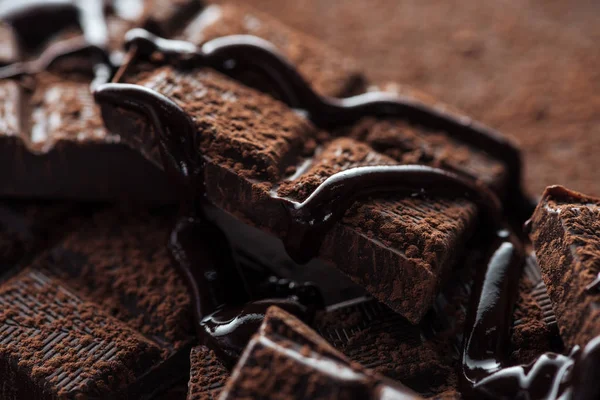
[214,0,600,199]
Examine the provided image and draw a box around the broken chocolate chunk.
[97,40,515,322]
[187,346,229,400]
[529,185,600,349]
[0,268,162,398]
[221,306,421,399]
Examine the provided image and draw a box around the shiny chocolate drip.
[95,30,600,397]
[279,165,502,263]
[0,0,113,88]
[121,28,534,219]
[94,83,321,365]
[460,229,600,399]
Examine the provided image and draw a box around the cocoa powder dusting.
[0,268,162,398]
[135,67,318,182]
[187,346,229,400]
[38,207,193,352]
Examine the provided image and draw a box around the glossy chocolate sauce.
[121,28,534,217]
[92,28,600,396]
[93,82,321,366]
[461,233,600,399]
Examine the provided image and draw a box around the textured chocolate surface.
[529,186,600,348]
[0,1,179,201]
[222,0,600,198]
[0,206,195,398]
[510,253,562,364]
[104,60,510,323]
[187,346,228,400]
[221,306,421,399]
[39,207,193,348]
[0,267,162,398]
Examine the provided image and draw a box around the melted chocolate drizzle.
[92,28,600,397]
[121,28,534,218]
[94,82,321,366]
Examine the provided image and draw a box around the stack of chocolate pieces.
[0,1,598,399]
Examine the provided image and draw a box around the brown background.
[213,0,600,199]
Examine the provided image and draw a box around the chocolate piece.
[0,207,198,398]
[529,186,600,349]
[179,4,364,97]
[510,253,562,364]
[317,297,455,396]
[221,306,421,399]
[0,1,200,201]
[96,31,522,322]
[0,267,163,398]
[187,346,229,400]
[39,208,194,347]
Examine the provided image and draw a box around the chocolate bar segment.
[510,252,562,364]
[100,62,509,322]
[0,71,172,201]
[221,306,421,399]
[529,185,600,348]
[0,268,162,398]
[179,4,364,97]
[187,346,229,400]
[0,206,199,398]
[38,207,193,348]
[0,1,200,201]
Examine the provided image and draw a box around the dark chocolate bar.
[0,1,177,201]
[529,185,600,349]
[0,267,163,398]
[96,30,523,322]
[220,306,421,399]
[0,207,196,398]
[510,252,562,364]
[187,346,229,400]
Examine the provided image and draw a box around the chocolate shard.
[187,346,229,400]
[102,63,508,323]
[220,306,421,399]
[529,185,600,348]
[38,207,194,350]
[0,0,203,201]
[178,3,365,97]
[0,207,197,398]
[510,252,562,364]
[0,70,172,201]
[316,296,457,396]
[0,267,162,398]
